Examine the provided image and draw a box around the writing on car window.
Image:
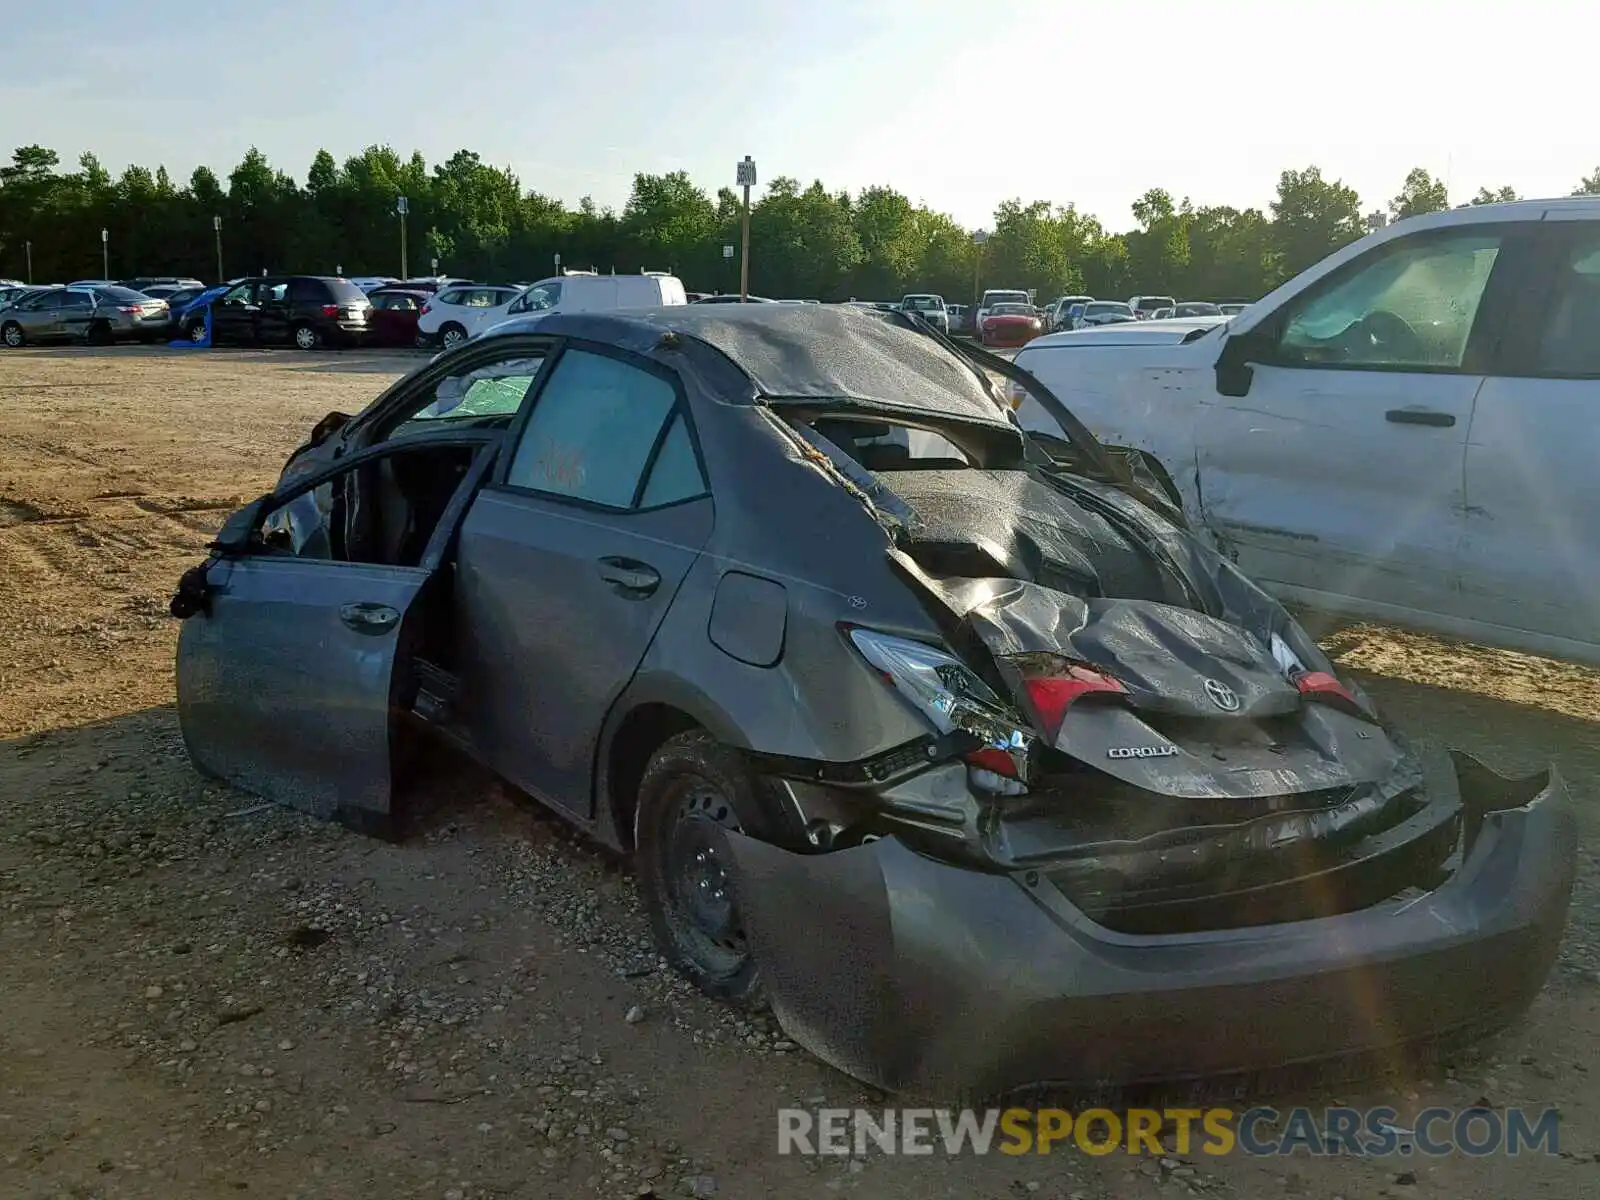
[504,348,703,508]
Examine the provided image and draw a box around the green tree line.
[3,144,1597,302]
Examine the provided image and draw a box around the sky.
[0,0,1591,232]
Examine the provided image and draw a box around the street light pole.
[736,156,756,302]
[972,228,988,305]
[213,215,224,283]
[397,195,409,279]
[101,227,109,280]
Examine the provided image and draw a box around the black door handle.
[339,601,400,634]
[597,556,660,596]
[1386,408,1455,427]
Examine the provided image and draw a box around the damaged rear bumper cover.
[721,753,1577,1099]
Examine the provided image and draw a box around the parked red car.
[365,288,431,348]
[979,302,1043,348]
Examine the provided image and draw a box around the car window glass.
[463,290,494,307]
[262,281,289,303]
[514,282,560,313]
[1276,230,1502,370]
[505,349,678,507]
[1533,235,1600,376]
[438,290,465,306]
[389,295,419,312]
[61,291,93,309]
[388,355,546,439]
[30,292,65,310]
[223,283,255,307]
[638,413,706,507]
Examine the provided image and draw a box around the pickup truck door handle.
[1385,408,1456,427]
[339,601,401,634]
[597,557,661,597]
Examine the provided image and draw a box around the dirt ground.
[1,345,1597,1200]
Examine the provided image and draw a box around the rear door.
[1194,222,1527,623]
[454,342,714,819]
[175,436,497,824]
[57,289,96,339]
[1457,215,1600,662]
[212,280,260,343]
[258,279,293,344]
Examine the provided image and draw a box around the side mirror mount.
[1215,332,1265,397]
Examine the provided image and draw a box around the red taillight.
[116,305,139,313]
[322,304,339,318]
[420,301,431,314]
[1023,667,1127,740]
[1294,671,1360,709]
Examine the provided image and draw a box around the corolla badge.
[1205,678,1241,712]
[1107,744,1179,759]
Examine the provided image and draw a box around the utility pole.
[972,228,988,304]
[25,241,32,284]
[736,156,756,302]
[213,215,224,282]
[101,227,109,280]
[396,195,409,278]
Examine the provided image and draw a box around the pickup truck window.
[1275,230,1502,371]
[1533,235,1600,377]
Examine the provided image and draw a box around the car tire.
[1,322,22,348]
[635,730,805,1008]
[186,319,208,344]
[292,323,321,351]
[439,322,467,350]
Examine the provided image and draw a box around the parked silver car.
[0,285,172,346]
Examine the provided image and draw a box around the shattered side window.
[388,357,544,438]
[259,481,336,559]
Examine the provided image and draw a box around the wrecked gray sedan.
[170,304,1576,1098]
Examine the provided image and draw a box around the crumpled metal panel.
[723,753,1577,1098]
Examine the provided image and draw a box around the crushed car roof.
[488,304,1014,428]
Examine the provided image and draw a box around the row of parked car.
[0,270,698,351]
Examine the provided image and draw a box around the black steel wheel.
[635,730,804,1006]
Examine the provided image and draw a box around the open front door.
[174,435,497,828]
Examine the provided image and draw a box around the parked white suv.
[417,285,526,349]
[1010,198,1600,666]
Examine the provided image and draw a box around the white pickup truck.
[1011,197,1600,667]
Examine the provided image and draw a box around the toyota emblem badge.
[1204,678,1241,712]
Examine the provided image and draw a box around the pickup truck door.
[1194,223,1529,625]
[1455,212,1600,664]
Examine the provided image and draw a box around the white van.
[469,272,687,342]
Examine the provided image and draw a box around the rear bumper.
[723,753,1576,1099]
